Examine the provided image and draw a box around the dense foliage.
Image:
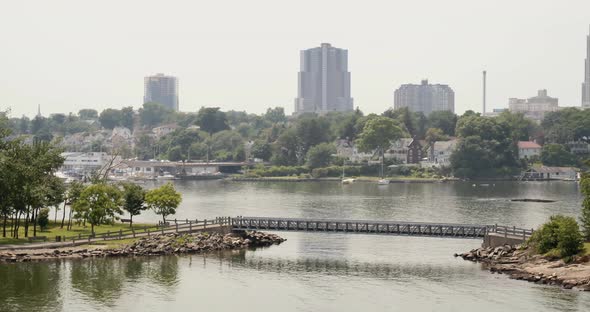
[528,215,584,258]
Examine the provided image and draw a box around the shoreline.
[457,245,590,291]
[230,177,446,183]
[0,231,285,263]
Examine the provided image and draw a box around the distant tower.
[294,43,353,115]
[483,70,487,115]
[583,26,590,108]
[144,73,179,111]
[37,104,41,117]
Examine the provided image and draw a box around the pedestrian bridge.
[228,216,533,247]
[162,216,534,247]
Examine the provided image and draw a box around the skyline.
[0,1,589,118]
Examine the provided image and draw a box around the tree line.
[0,111,182,238]
[6,101,590,179]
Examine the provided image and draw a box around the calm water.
[2,181,590,312]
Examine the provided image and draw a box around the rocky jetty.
[0,231,285,263]
[456,245,590,291]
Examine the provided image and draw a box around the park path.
[0,223,228,251]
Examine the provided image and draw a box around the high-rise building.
[294,43,353,114]
[144,73,179,111]
[583,26,590,108]
[508,89,558,123]
[393,80,454,115]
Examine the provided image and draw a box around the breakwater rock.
[0,231,286,263]
[456,245,590,291]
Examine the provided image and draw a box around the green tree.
[306,143,337,169]
[73,183,123,235]
[264,107,287,124]
[294,116,332,154]
[540,144,577,166]
[64,181,85,229]
[120,182,147,227]
[424,128,448,146]
[145,183,182,224]
[78,109,99,119]
[120,106,135,130]
[251,140,272,161]
[356,116,403,153]
[528,215,583,258]
[140,102,173,128]
[428,110,457,136]
[99,108,122,129]
[196,107,229,134]
[37,208,50,230]
[579,171,590,241]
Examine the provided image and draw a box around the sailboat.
[341,160,355,184]
[377,147,390,185]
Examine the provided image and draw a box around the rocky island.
[0,231,285,263]
[457,245,590,291]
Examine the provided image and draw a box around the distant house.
[385,137,424,164]
[517,141,542,159]
[521,166,578,180]
[334,139,372,163]
[152,124,179,138]
[565,141,590,155]
[407,138,424,164]
[386,138,413,164]
[430,139,458,167]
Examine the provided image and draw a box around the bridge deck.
[231,217,491,239]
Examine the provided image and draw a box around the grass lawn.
[0,220,154,245]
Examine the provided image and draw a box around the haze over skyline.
[1,0,589,118]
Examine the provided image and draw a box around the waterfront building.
[508,89,558,123]
[294,43,353,115]
[521,166,578,181]
[60,152,122,176]
[393,80,455,115]
[517,141,542,160]
[144,73,179,111]
[583,27,590,108]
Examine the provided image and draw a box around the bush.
[528,215,583,258]
[38,208,50,230]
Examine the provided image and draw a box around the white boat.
[157,173,178,180]
[342,178,356,184]
[377,148,389,185]
[378,179,390,185]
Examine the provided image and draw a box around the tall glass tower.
[295,43,353,114]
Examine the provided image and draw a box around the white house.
[334,139,373,163]
[430,139,458,167]
[152,124,179,138]
[517,141,542,159]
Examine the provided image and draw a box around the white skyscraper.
[295,43,353,114]
[583,26,590,108]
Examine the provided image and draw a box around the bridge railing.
[487,224,534,241]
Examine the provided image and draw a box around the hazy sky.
[1,0,589,118]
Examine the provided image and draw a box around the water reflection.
[0,262,63,311]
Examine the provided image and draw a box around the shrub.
[38,208,50,230]
[528,215,583,258]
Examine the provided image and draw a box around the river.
[1,181,589,312]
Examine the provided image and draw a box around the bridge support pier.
[483,233,526,248]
